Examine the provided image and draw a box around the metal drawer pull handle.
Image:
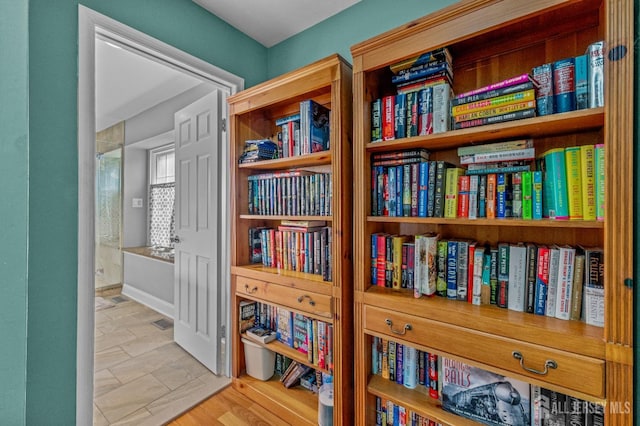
[385,318,412,335]
[512,351,557,375]
[244,284,258,294]
[297,295,316,306]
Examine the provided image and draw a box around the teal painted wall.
[0,0,29,423]
[26,0,265,423]
[267,0,458,78]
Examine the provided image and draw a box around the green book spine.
[595,144,605,221]
[521,171,533,219]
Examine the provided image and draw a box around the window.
[148,144,175,247]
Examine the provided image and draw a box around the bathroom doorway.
[78,7,243,425]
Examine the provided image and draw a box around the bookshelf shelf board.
[240,215,333,222]
[239,151,332,170]
[363,286,604,359]
[365,108,604,153]
[367,375,479,426]
[233,374,318,425]
[366,216,605,229]
[232,264,333,289]
[242,333,332,375]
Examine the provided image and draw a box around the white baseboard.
[122,283,174,319]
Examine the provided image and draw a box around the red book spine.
[376,234,387,286]
[382,95,395,141]
[428,353,439,399]
[457,175,470,217]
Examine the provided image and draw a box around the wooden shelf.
[363,286,604,359]
[239,151,332,170]
[241,334,332,375]
[233,374,318,426]
[365,108,604,153]
[367,216,604,229]
[368,375,479,426]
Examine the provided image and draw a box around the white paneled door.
[173,90,222,374]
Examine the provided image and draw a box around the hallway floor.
[93,294,229,425]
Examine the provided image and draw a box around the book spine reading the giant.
[587,41,605,108]
[553,57,577,113]
[453,108,536,130]
[451,90,536,116]
[564,146,584,220]
[455,73,534,99]
[532,63,554,116]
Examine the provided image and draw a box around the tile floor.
[94,295,230,425]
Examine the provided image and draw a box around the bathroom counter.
[122,246,174,263]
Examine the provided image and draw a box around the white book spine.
[472,247,484,305]
[423,235,438,296]
[413,235,424,298]
[432,83,451,134]
[554,246,576,320]
[507,245,527,311]
[460,147,536,164]
[468,175,479,219]
[545,247,560,317]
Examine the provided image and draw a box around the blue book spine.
[388,166,396,217]
[275,113,301,126]
[395,166,404,217]
[371,337,379,374]
[418,161,429,217]
[575,54,588,110]
[532,63,554,116]
[395,93,407,139]
[478,174,487,218]
[403,346,418,389]
[553,57,576,113]
[371,233,378,286]
[446,240,458,299]
[395,343,403,385]
[391,61,450,84]
[532,171,543,219]
[544,149,569,219]
[376,166,384,216]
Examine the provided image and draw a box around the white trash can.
[242,337,275,380]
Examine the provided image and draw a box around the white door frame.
[78,6,243,425]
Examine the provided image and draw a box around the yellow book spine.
[451,89,535,116]
[564,146,583,220]
[580,145,596,220]
[381,338,389,379]
[392,236,408,289]
[444,168,464,218]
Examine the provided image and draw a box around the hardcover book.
[564,146,584,220]
[239,300,258,332]
[245,325,277,344]
[542,148,569,220]
[579,145,596,221]
[587,41,605,108]
[575,54,589,110]
[553,58,576,113]
[532,63,554,116]
[507,244,527,312]
[440,356,531,426]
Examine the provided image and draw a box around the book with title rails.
[553,57,576,113]
[532,63,554,116]
[587,41,605,108]
[453,108,536,130]
[451,90,536,116]
[574,54,589,110]
[440,356,531,426]
[541,148,569,220]
[389,47,453,74]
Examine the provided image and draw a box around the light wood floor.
[169,386,290,426]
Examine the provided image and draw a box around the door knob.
[171,235,181,243]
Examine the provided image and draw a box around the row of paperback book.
[275,353,332,392]
[247,169,332,216]
[372,342,604,426]
[370,233,605,327]
[249,223,332,281]
[371,142,604,221]
[370,41,604,140]
[240,300,334,372]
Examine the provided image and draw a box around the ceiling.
[193,0,361,47]
[96,1,359,131]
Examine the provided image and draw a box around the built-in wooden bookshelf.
[228,54,353,425]
[351,0,633,424]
